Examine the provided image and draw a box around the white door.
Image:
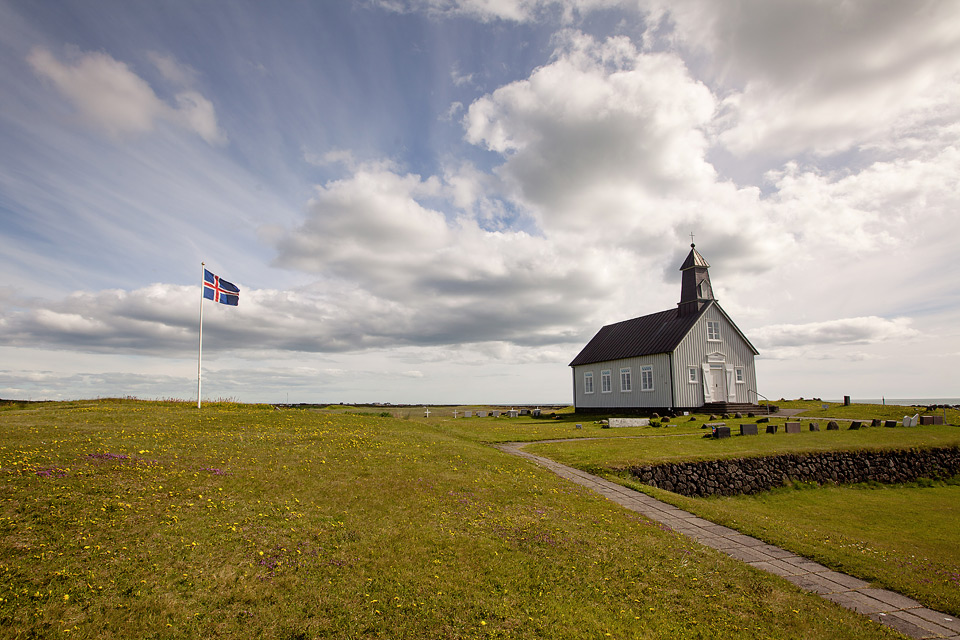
[710,365,726,402]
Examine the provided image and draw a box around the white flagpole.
[197,261,205,409]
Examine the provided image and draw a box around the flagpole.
[198,261,204,409]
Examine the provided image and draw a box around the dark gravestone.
[933,415,944,425]
[765,424,778,434]
[740,423,758,436]
[809,422,820,431]
[920,415,934,425]
[757,417,770,423]
[871,419,882,427]
[827,421,840,430]
[849,421,861,430]
[884,420,898,428]
[785,422,801,434]
[713,426,731,439]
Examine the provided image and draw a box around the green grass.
[525,424,960,469]
[611,476,960,617]
[0,400,898,639]
[771,399,960,423]
[526,424,960,617]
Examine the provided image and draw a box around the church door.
[709,364,726,402]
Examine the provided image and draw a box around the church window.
[707,321,721,341]
[641,365,654,391]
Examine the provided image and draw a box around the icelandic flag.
[203,269,239,306]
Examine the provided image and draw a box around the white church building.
[569,244,761,414]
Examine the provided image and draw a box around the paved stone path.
[496,441,960,640]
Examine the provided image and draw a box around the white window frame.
[688,366,698,383]
[620,367,632,392]
[735,367,744,384]
[707,320,721,341]
[640,365,654,392]
[600,370,612,394]
[584,371,594,394]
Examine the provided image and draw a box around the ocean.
[826,398,960,407]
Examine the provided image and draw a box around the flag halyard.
[203,269,240,306]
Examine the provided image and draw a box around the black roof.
[569,303,711,367]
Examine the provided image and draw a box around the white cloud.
[464,31,718,225]
[28,47,225,144]
[649,0,960,156]
[767,145,960,252]
[462,30,793,273]
[753,316,918,349]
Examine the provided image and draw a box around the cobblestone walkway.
[496,441,960,640]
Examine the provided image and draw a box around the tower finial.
[689,231,695,247]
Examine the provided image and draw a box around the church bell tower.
[677,242,714,317]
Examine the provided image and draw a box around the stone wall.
[626,447,960,497]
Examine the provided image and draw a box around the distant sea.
[825,398,960,407]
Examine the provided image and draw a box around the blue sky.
[1,0,959,404]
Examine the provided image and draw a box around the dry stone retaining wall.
[627,447,960,497]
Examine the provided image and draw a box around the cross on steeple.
[689,231,695,246]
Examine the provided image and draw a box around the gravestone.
[809,422,820,431]
[476,411,487,417]
[491,410,500,417]
[519,409,530,416]
[872,419,882,427]
[575,423,582,430]
[933,415,944,425]
[609,418,651,428]
[739,423,758,436]
[884,420,898,428]
[508,410,518,418]
[827,421,839,430]
[903,414,919,427]
[713,426,731,439]
[463,410,472,418]
[849,421,861,430]
[920,415,934,425]
[765,424,778,434]
[785,422,801,434]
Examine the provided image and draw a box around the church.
[569,244,761,414]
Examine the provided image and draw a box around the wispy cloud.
[28,47,226,144]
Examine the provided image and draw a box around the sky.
[1,0,958,405]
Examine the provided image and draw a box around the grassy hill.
[0,400,905,638]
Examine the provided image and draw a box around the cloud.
[649,0,960,156]
[753,316,918,349]
[28,47,225,144]
[767,145,960,252]
[462,30,792,270]
[375,0,626,23]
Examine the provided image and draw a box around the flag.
[203,269,239,306]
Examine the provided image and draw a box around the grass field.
[618,478,960,618]
[527,415,960,618]
[0,400,901,639]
